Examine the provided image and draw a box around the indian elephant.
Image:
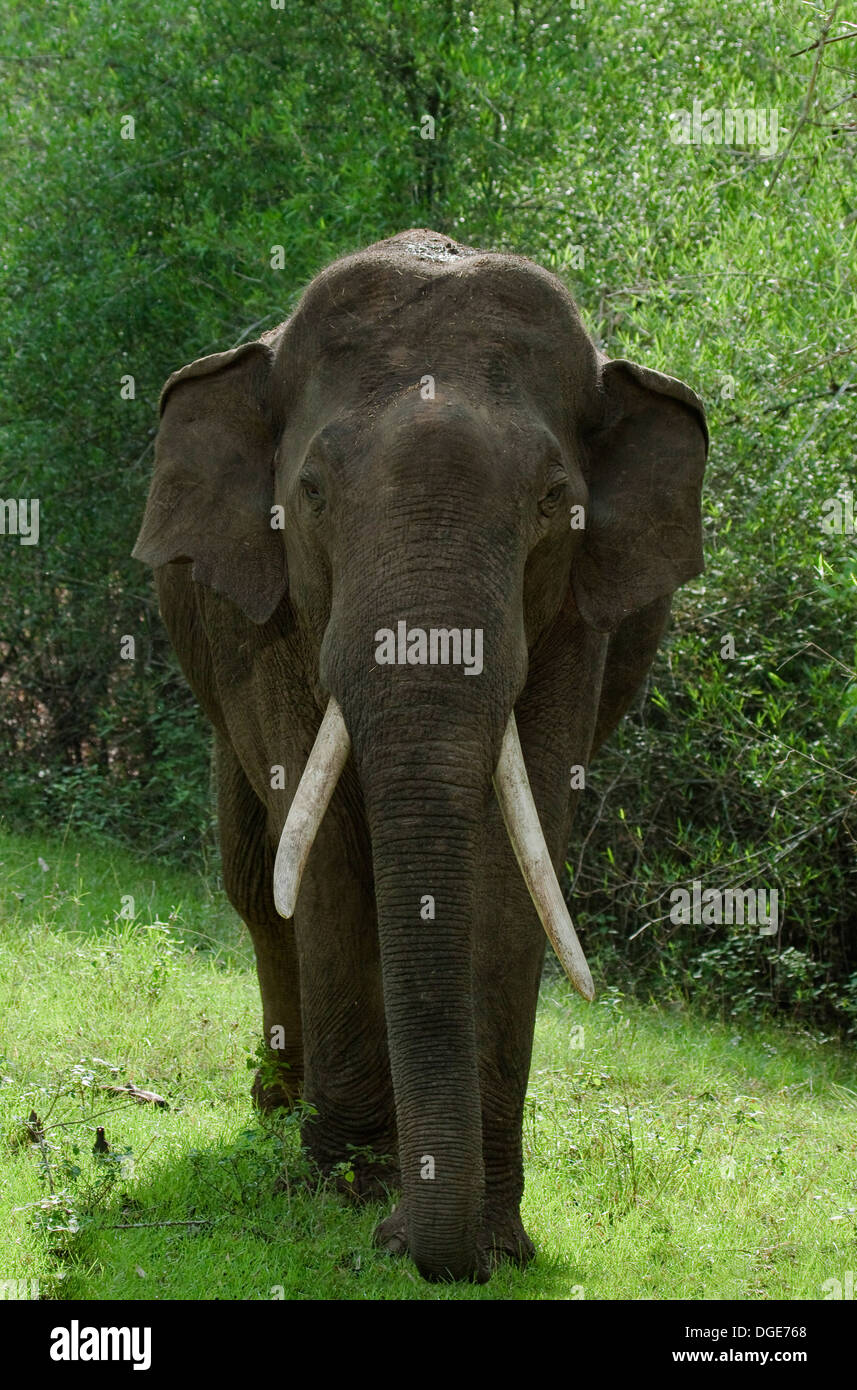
[133,229,708,1282]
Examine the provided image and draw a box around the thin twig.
[762,382,857,413]
[106,1218,211,1230]
[768,0,842,193]
[779,346,856,387]
[43,1101,167,1132]
[772,806,851,862]
[790,27,856,57]
[626,805,850,940]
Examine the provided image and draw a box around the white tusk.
[273,697,351,919]
[492,712,595,1001]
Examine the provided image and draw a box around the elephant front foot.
[299,1108,398,1201]
[478,1210,536,1269]
[372,1203,531,1278]
[250,1057,303,1113]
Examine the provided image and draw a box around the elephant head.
[134,230,707,1280]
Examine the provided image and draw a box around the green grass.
[2,831,855,1300]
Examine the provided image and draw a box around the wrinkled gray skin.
[134,229,708,1282]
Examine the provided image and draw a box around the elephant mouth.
[272,697,595,1001]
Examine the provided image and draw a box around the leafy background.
[1,0,855,1029]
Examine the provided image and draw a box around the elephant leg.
[292,800,398,1201]
[215,735,304,1110]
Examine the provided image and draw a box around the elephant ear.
[132,340,286,624]
[572,358,708,633]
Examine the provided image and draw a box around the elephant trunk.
[361,731,487,1280]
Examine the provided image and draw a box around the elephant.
[133,228,708,1283]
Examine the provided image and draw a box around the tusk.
[492,713,595,1001]
[273,697,351,919]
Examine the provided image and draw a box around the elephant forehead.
[373,389,549,455]
[286,246,593,383]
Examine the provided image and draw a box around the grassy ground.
[1,829,855,1301]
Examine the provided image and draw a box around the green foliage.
[1,0,854,1022]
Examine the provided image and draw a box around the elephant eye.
[539,480,566,517]
[300,473,325,511]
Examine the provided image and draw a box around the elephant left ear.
[133,338,287,625]
[572,358,709,633]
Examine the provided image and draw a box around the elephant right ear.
[132,341,287,624]
[571,358,708,633]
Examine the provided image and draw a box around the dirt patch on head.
[400,235,475,263]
